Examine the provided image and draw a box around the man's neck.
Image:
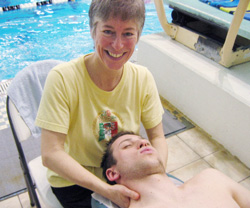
[121,173,179,207]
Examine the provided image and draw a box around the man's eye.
[123,144,132,149]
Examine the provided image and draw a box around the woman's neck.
[85,53,124,91]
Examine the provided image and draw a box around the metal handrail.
[220,0,250,67]
[154,0,250,68]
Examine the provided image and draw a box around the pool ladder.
[154,0,250,68]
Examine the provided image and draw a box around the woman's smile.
[107,51,125,58]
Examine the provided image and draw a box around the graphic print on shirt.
[94,110,123,142]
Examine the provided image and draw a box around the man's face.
[110,134,165,181]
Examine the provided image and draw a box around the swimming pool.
[0,0,172,81]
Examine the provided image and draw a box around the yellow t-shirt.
[35,54,164,187]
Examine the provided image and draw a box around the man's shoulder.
[185,168,228,188]
[198,168,222,178]
[194,168,226,181]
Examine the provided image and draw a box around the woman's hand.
[108,184,140,208]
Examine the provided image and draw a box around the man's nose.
[138,140,150,149]
[112,36,124,51]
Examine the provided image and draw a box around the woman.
[35,0,168,207]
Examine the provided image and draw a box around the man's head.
[101,131,165,185]
[101,131,135,184]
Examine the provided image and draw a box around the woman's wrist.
[91,179,111,199]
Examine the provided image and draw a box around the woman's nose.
[112,36,124,51]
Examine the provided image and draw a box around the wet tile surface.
[204,150,250,182]
[18,192,31,208]
[239,177,250,190]
[166,135,200,172]
[18,191,46,208]
[0,196,21,208]
[177,128,224,157]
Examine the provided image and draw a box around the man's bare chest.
[130,191,240,208]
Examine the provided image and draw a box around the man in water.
[101,132,250,208]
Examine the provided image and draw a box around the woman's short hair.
[89,0,145,38]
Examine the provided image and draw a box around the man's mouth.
[140,147,153,154]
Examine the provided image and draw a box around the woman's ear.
[106,167,120,182]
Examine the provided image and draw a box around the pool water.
[0,0,172,81]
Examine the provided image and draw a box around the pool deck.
[0,75,250,207]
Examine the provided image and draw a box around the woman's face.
[93,17,139,71]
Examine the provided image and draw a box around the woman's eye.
[124,32,134,37]
[103,30,113,35]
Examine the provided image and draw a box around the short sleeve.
[141,70,164,129]
[35,69,70,134]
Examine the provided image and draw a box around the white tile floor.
[0,99,250,207]
[168,128,250,185]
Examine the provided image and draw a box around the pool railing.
[154,0,250,68]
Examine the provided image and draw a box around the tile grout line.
[175,131,225,160]
[238,176,250,183]
[167,157,211,176]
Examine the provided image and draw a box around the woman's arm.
[146,122,168,169]
[41,129,139,208]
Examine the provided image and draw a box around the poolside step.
[168,0,250,40]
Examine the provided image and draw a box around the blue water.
[0,0,172,81]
